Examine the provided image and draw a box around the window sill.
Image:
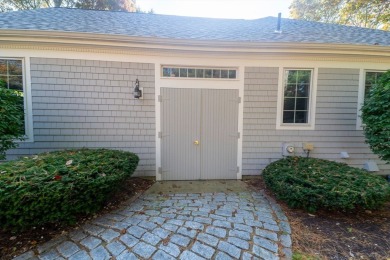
[276,124,315,130]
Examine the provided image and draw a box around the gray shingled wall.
[7,58,156,177]
[243,67,389,175]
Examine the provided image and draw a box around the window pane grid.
[0,58,25,135]
[162,66,237,79]
[365,71,384,99]
[282,69,311,124]
[0,60,23,92]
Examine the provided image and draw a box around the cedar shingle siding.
[7,58,156,177]
[242,67,390,175]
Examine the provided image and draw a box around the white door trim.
[155,63,244,180]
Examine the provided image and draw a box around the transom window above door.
[162,66,237,79]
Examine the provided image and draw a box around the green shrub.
[0,149,139,230]
[361,70,390,163]
[263,157,390,212]
[0,85,25,160]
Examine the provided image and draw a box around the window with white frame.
[356,70,385,129]
[0,58,28,137]
[364,71,384,99]
[282,69,312,124]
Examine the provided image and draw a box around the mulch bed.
[0,177,155,260]
[244,177,390,260]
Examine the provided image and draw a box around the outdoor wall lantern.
[133,78,143,99]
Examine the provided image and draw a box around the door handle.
[194,140,200,145]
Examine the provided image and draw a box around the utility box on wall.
[282,143,295,157]
[302,143,314,151]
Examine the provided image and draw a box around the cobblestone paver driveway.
[15,192,292,260]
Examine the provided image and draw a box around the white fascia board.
[356,68,365,130]
[1,29,390,58]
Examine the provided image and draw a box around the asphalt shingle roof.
[0,8,389,46]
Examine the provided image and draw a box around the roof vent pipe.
[275,12,282,33]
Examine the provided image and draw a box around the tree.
[289,0,390,30]
[0,84,25,160]
[361,70,390,163]
[0,0,75,10]
[75,0,136,11]
[136,6,154,14]
[0,2,13,12]
[0,0,137,12]
[289,0,343,24]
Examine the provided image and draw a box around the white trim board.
[2,48,390,70]
[24,56,34,142]
[1,31,390,59]
[155,63,244,180]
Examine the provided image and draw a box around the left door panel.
[161,88,201,180]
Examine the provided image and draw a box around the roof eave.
[0,29,389,57]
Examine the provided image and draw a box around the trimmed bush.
[0,149,139,230]
[361,70,390,163]
[263,157,390,212]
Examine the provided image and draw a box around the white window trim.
[24,57,34,142]
[276,67,318,130]
[356,69,386,130]
[1,56,34,142]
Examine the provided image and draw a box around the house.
[0,8,389,180]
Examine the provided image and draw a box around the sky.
[135,0,292,20]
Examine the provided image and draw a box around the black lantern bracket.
[133,78,143,99]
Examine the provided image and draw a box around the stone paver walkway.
[15,192,292,260]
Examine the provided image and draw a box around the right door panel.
[201,89,239,179]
